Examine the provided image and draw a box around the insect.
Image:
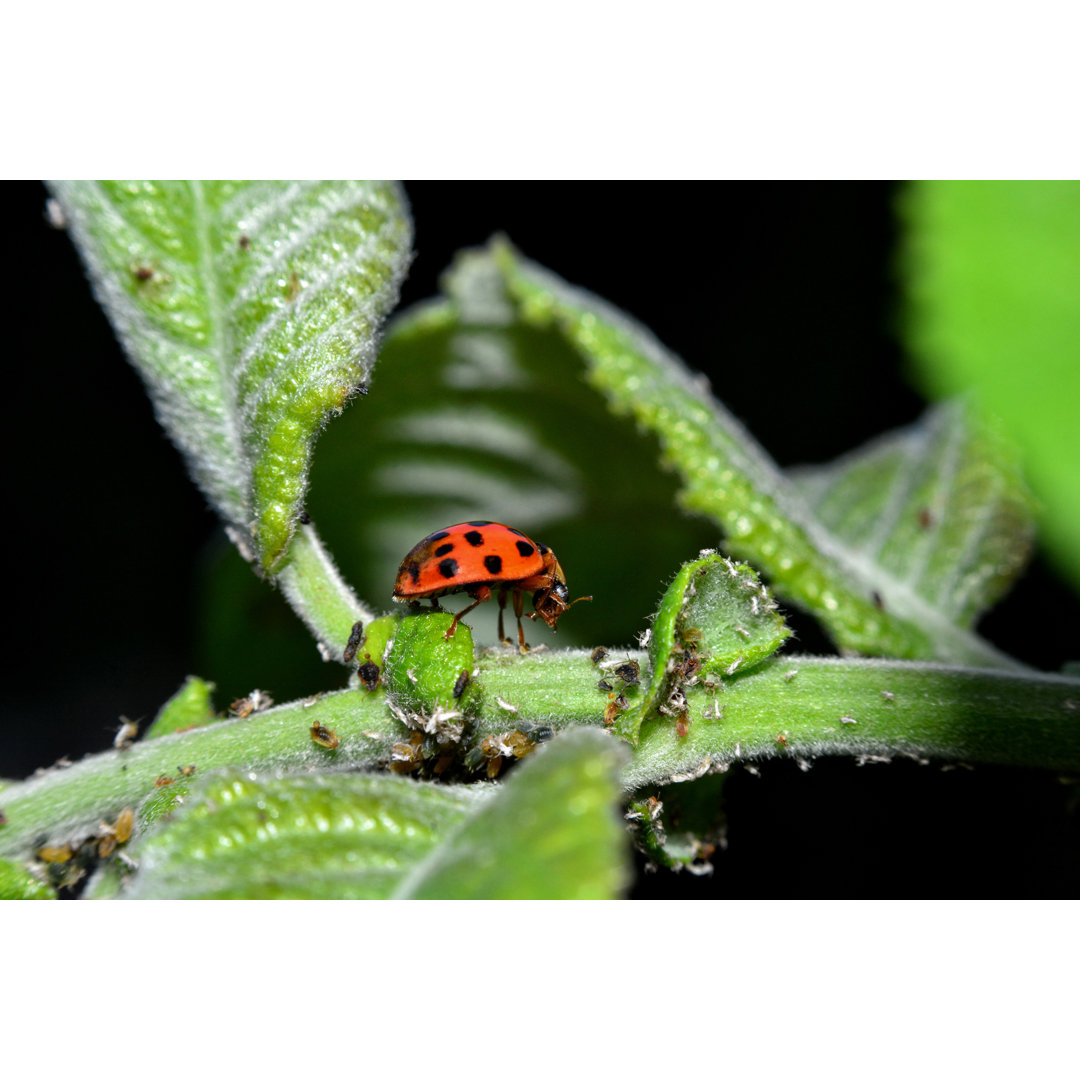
[392,522,590,652]
[310,722,340,750]
[452,668,471,699]
[357,654,381,692]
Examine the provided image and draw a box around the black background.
[4,181,1078,896]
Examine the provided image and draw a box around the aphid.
[452,668,470,699]
[871,590,885,610]
[154,774,175,787]
[603,699,621,726]
[344,620,365,663]
[357,654,381,692]
[177,764,197,778]
[113,807,134,845]
[917,508,933,529]
[238,234,251,250]
[133,265,154,281]
[614,659,640,686]
[310,721,340,750]
[590,646,608,665]
[776,732,789,747]
[37,843,74,864]
[390,732,424,774]
[675,714,691,738]
[392,522,590,652]
[230,690,273,718]
[597,678,614,692]
[0,808,7,827]
[114,718,139,751]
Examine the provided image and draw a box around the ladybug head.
[528,557,591,630]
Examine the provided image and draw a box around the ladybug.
[392,521,590,651]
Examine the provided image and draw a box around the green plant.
[2,181,1077,899]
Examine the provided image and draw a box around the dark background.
[5,181,1078,896]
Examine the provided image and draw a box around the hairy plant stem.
[275,522,374,662]
[2,652,1076,861]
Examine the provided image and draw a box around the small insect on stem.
[310,721,340,750]
[344,620,365,663]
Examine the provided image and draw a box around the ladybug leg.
[497,588,513,647]
[513,588,530,654]
[445,585,491,639]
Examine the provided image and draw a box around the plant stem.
[625,655,1080,790]
[0,689,398,859]
[275,522,375,663]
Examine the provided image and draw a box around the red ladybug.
[392,521,590,651]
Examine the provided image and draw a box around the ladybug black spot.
[508,527,527,537]
[434,543,454,557]
[438,558,459,579]
[515,540,535,558]
[484,554,503,575]
[467,520,492,527]
[464,530,485,547]
[407,562,421,584]
[429,530,450,542]
[537,542,549,554]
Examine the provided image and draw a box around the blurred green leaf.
[900,180,1080,593]
[243,248,718,664]
[118,771,489,899]
[50,180,412,573]
[0,857,55,899]
[398,728,630,899]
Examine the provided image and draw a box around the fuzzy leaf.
[620,553,789,741]
[144,676,218,740]
[49,181,412,572]
[117,771,490,900]
[298,249,717,654]
[790,402,1035,628]
[397,728,630,899]
[491,240,1022,668]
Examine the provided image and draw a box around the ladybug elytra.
[392,521,590,652]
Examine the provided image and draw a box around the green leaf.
[621,552,790,741]
[0,857,56,899]
[398,727,630,899]
[790,401,1035,628]
[50,181,412,574]
[900,180,1080,594]
[298,248,717,656]
[144,676,218,740]
[491,240,1022,668]
[115,771,490,900]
